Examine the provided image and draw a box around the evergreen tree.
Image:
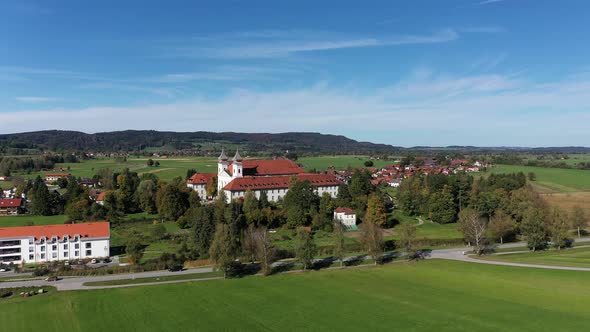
[428,185,456,224]
[209,223,237,278]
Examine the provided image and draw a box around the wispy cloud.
[5,70,590,146]
[172,29,459,59]
[78,83,179,98]
[477,0,506,5]
[459,26,506,33]
[15,96,63,103]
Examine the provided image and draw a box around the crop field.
[489,164,590,193]
[1,260,590,331]
[297,155,394,170]
[478,247,590,268]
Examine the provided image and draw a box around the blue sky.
[1,0,589,147]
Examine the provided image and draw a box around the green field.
[478,246,590,268]
[1,260,590,331]
[0,215,68,227]
[297,155,393,170]
[489,164,590,193]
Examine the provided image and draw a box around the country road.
[2,237,589,291]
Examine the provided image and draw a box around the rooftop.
[0,222,110,240]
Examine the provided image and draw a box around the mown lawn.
[478,246,590,268]
[0,214,68,227]
[1,260,590,331]
[297,155,394,170]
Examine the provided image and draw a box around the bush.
[32,267,50,277]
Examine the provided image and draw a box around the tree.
[284,179,318,227]
[126,238,144,265]
[361,218,383,264]
[66,197,90,221]
[242,224,257,263]
[156,184,189,221]
[364,160,374,167]
[349,170,373,198]
[294,229,316,270]
[154,161,160,167]
[243,190,260,224]
[186,168,197,180]
[488,210,517,244]
[545,207,571,250]
[364,194,386,226]
[397,222,417,258]
[571,206,588,238]
[333,220,346,268]
[254,226,275,276]
[147,158,154,167]
[521,207,547,251]
[428,185,456,224]
[189,206,216,257]
[527,172,536,181]
[136,180,158,214]
[29,177,53,216]
[259,191,270,209]
[103,190,124,223]
[458,208,487,255]
[206,176,218,198]
[209,223,237,278]
[188,190,202,209]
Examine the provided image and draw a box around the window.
[75,243,79,249]
[40,246,45,252]
[63,244,68,250]
[52,245,57,251]
[74,251,79,257]
[64,252,68,257]
[85,250,92,256]
[29,254,34,260]
[52,252,57,258]
[85,242,91,249]
[41,253,45,259]
[29,247,34,252]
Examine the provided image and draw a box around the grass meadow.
[1,260,590,331]
[488,164,590,193]
[478,246,590,268]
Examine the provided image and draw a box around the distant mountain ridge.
[0,130,399,154]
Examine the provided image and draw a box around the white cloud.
[3,71,590,146]
[15,96,63,103]
[477,0,505,5]
[173,29,459,59]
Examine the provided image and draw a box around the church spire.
[218,148,228,162]
[233,148,243,162]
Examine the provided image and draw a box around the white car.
[0,268,9,272]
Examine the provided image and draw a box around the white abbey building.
[0,222,110,265]
[215,149,341,203]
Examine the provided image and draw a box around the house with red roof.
[0,222,110,264]
[216,149,341,202]
[0,198,25,216]
[186,173,217,200]
[45,172,71,184]
[334,207,357,230]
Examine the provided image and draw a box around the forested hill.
[0,130,398,155]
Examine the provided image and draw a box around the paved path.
[0,267,215,291]
[3,238,590,291]
[428,237,590,272]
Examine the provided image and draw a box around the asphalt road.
[2,238,589,291]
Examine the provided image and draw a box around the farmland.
[1,260,590,331]
[488,164,590,193]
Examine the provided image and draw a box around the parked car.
[168,265,183,272]
[90,259,97,264]
[0,267,10,273]
[45,276,59,282]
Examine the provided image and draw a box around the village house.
[334,207,357,230]
[44,173,71,184]
[186,173,217,200]
[95,192,106,206]
[0,198,25,216]
[0,222,110,264]
[216,150,341,203]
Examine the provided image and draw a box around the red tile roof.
[187,173,216,185]
[335,207,355,215]
[96,192,106,201]
[0,222,110,240]
[223,173,341,191]
[226,159,304,176]
[0,199,22,208]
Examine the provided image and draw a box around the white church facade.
[214,149,341,203]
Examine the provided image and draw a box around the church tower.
[218,148,229,174]
[231,149,243,178]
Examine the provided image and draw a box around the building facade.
[0,222,110,264]
[216,149,341,203]
[334,207,357,229]
[186,173,216,200]
[0,198,25,216]
[44,173,71,184]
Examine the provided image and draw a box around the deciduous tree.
[295,229,316,270]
